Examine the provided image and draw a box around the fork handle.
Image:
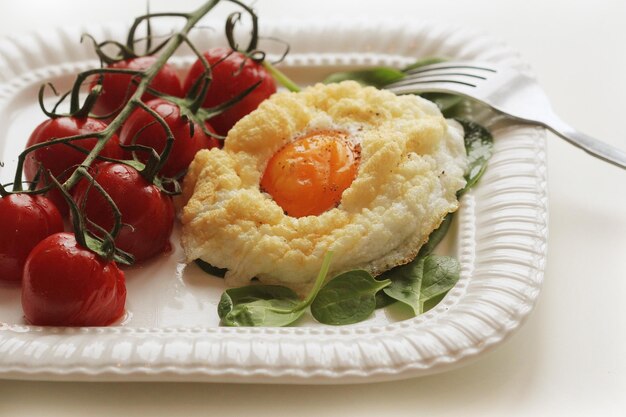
[544,116,626,170]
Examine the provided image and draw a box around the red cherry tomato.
[119,99,219,177]
[24,116,125,216]
[22,232,126,326]
[91,56,182,120]
[183,47,276,136]
[0,194,64,283]
[72,162,174,263]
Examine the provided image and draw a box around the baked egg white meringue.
[181,81,467,295]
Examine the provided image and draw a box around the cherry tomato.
[72,162,174,263]
[24,116,125,216]
[0,194,64,283]
[90,56,183,120]
[183,47,276,136]
[119,98,219,177]
[22,232,126,326]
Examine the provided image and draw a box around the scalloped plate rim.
[0,19,548,384]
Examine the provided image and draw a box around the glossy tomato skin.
[183,48,277,136]
[0,194,64,283]
[24,117,124,181]
[91,56,183,120]
[72,163,174,263]
[119,99,219,177]
[24,117,125,216]
[22,232,126,326]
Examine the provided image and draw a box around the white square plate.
[0,20,547,383]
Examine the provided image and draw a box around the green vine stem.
[48,169,134,265]
[1,0,295,267]
[263,60,301,92]
[11,0,238,194]
[11,0,301,194]
[132,100,176,181]
[68,67,143,115]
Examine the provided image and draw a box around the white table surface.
[0,0,624,416]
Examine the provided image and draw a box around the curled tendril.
[38,83,63,119]
[132,100,176,181]
[154,176,183,196]
[144,1,153,54]
[126,12,190,55]
[69,67,144,116]
[39,79,104,120]
[257,36,291,65]
[82,33,139,65]
[8,0,287,266]
[224,1,259,53]
[225,12,243,51]
[48,169,134,265]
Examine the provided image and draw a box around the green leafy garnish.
[422,292,447,313]
[382,255,460,315]
[311,270,391,325]
[401,57,447,72]
[455,118,494,194]
[424,93,464,116]
[323,67,404,88]
[417,213,453,258]
[194,259,228,278]
[374,287,396,309]
[218,252,333,327]
[214,56,495,327]
[419,256,461,301]
[322,57,462,114]
[218,285,303,327]
[379,259,424,315]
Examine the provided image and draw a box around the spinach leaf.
[221,298,305,327]
[401,57,447,72]
[422,93,464,116]
[417,213,453,258]
[419,255,460,304]
[422,292,447,313]
[381,258,424,315]
[311,270,391,325]
[382,255,460,315]
[218,285,300,320]
[455,118,494,194]
[375,288,396,309]
[322,57,463,115]
[218,252,333,327]
[323,67,405,88]
[194,259,228,278]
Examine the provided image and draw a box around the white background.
[0,0,625,416]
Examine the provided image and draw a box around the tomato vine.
[2,0,283,265]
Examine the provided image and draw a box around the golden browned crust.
[181,81,467,295]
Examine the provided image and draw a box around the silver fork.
[385,62,626,170]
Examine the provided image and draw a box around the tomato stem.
[262,60,301,93]
[61,0,223,191]
[48,169,134,265]
[132,100,176,182]
[9,0,275,265]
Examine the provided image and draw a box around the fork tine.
[406,72,488,81]
[385,80,475,97]
[389,61,498,90]
[404,61,498,75]
[390,73,485,88]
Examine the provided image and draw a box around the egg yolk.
[261,130,360,217]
